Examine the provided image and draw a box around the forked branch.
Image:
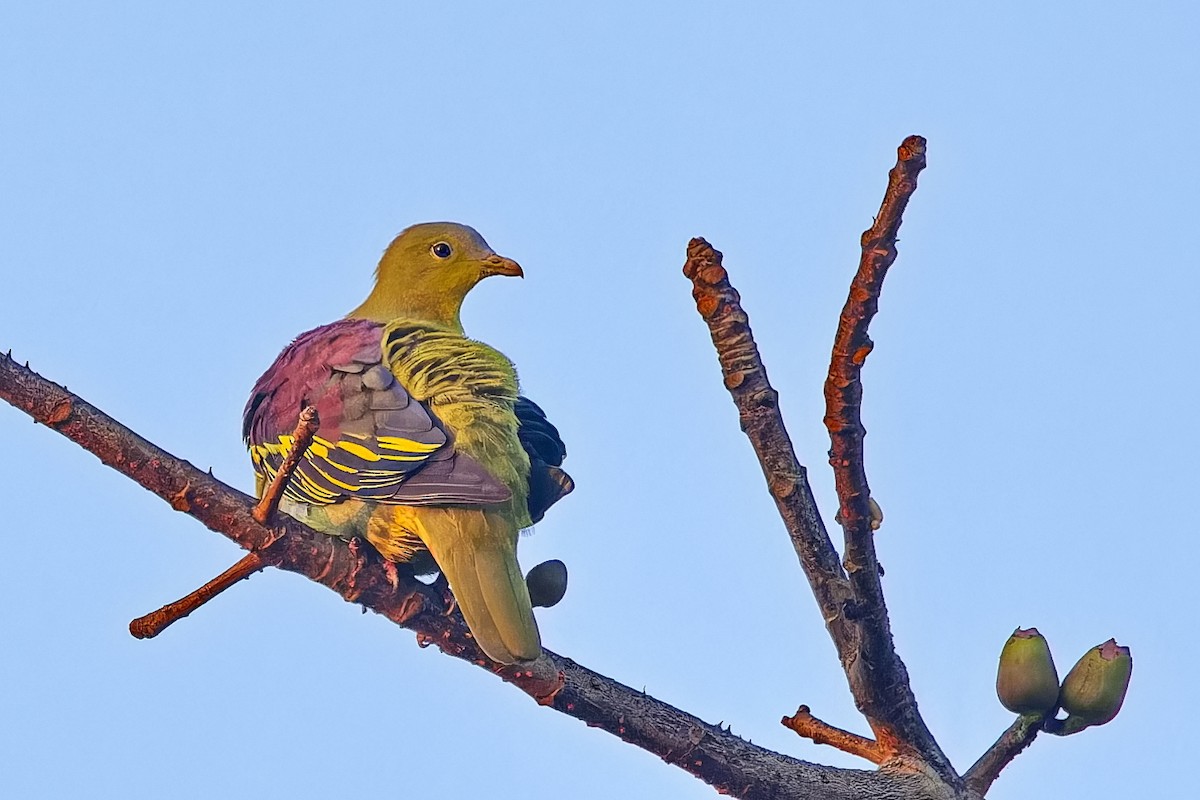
[684,137,957,786]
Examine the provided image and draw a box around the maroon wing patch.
[243,318,510,506]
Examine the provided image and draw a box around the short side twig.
[252,405,319,524]
[963,712,1050,795]
[129,405,321,637]
[781,706,884,765]
[129,551,265,638]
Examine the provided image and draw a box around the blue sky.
[2,3,1196,798]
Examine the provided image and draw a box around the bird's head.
[349,221,522,329]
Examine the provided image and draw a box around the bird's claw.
[392,590,427,625]
[382,559,401,591]
[430,573,457,616]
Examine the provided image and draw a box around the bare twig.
[682,238,852,643]
[782,706,884,765]
[252,405,319,524]
[824,134,927,596]
[130,406,320,638]
[0,351,933,800]
[820,136,946,761]
[824,134,926,560]
[129,551,265,638]
[964,712,1050,795]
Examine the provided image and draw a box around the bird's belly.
[281,498,433,570]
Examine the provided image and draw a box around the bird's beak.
[481,253,524,278]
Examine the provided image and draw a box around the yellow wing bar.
[250,432,442,505]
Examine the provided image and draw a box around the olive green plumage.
[245,222,571,664]
[374,316,537,663]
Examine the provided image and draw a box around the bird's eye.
[431,242,453,259]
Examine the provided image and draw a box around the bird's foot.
[382,559,401,591]
[391,589,427,625]
[431,572,457,616]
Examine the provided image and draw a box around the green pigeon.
[243,222,573,664]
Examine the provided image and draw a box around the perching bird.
[242,222,572,664]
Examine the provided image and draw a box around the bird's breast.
[381,319,530,507]
[381,320,520,408]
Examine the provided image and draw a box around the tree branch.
[0,351,944,800]
[129,550,266,639]
[782,705,885,765]
[820,135,948,762]
[682,238,854,649]
[963,712,1049,795]
[252,404,319,524]
[684,137,957,788]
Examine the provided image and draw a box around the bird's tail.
[417,509,540,665]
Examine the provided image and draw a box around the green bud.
[526,559,568,609]
[1059,639,1132,728]
[996,627,1060,714]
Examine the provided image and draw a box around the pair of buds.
[996,628,1132,734]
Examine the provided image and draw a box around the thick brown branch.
[0,352,937,800]
[963,713,1049,795]
[782,706,884,765]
